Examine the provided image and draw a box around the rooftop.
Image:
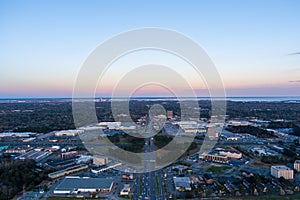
[271,166,292,170]
[55,176,114,191]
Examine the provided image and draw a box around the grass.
[139,176,142,195]
[206,165,232,174]
[156,175,159,195]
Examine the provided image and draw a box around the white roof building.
[53,176,114,194]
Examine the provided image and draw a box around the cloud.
[288,52,300,56]
[289,80,300,83]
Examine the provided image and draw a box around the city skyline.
[1,0,300,98]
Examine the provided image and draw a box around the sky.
[0,0,300,98]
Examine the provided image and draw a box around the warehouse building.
[53,176,114,195]
[48,164,88,179]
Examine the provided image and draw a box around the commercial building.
[120,184,131,196]
[97,122,122,129]
[75,155,93,164]
[294,160,300,172]
[227,120,252,126]
[61,151,78,159]
[0,132,36,138]
[5,146,31,154]
[93,156,108,166]
[16,149,52,162]
[173,177,191,191]
[48,164,88,179]
[53,176,114,194]
[219,150,242,159]
[271,166,294,179]
[177,121,206,134]
[122,174,134,181]
[54,130,84,137]
[91,163,122,174]
[200,152,229,163]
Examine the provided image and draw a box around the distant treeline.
[0,100,300,133]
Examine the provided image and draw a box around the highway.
[139,114,170,200]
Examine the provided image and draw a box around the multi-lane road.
[133,114,168,200]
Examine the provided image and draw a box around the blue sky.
[0,0,300,97]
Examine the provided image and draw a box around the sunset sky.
[0,0,300,98]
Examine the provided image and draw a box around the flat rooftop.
[271,166,292,170]
[55,176,114,191]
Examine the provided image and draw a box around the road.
[134,114,171,200]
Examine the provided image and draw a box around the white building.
[97,122,122,129]
[55,130,84,137]
[271,166,294,179]
[75,155,93,164]
[228,120,252,126]
[93,156,108,166]
[53,176,114,194]
[120,184,131,196]
[294,160,300,172]
[177,121,206,134]
[219,150,242,159]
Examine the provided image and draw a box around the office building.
[294,160,300,172]
[271,166,294,179]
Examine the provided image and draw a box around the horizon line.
[0,96,300,100]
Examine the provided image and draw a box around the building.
[75,155,93,164]
[200,152,229,163]
[271,166,294,179]
[16,149,51,162]
[54,130,84,137]
[5,146,31,154]
[97,122,122,129]
[177,121,206,134]
[120,184,131,196]
[122,174,134,181]
[61,151,78,159]
[0,132,36,138]
[22,137,36,142]
[91,163,122,174]
[93,156,108,166]
[219,150,242,159]
[48,164,88,179]
[294,160,300,172]
[251,147,266,156]
[228,120,252,126]
[173,177,191,191]
[269,145,284,153]
[167,110,173,119]
[53,176,114,195]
